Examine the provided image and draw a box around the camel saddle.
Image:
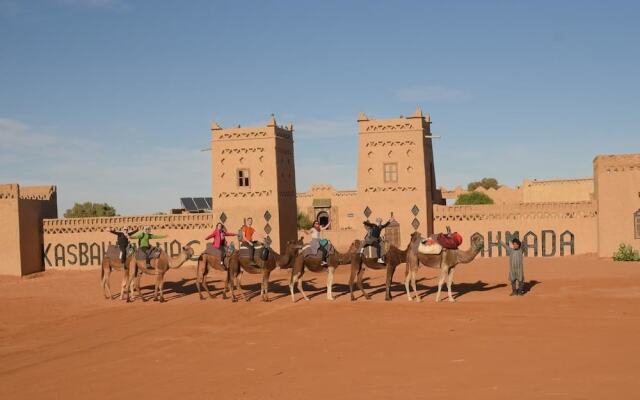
[301,242,335,258]
[135,246,162,261]
[418,239,443,255]
[104,245,121,260]
[203,243,223,257]
[436,232,463,250]
[239,242,270,260]
[105,245,134,260]
[361,242,388,259]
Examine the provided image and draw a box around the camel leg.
[203,268,216,299]
[411,269,420,302]
[326,266,335,300]
[153,272,161,301]
[223,267,231,300]
[289,272,299,302]
[101,264,111,299]
[297,271,309,301]
[349,263,358,301]
[195,261,205,300]
[120,268,129,301]
[261,270,271,302]
[357,266,370,300]
[447,268,456,303]
[404,266,413,301]
[158,272,166,302]
[385,265,395,301]
[435,268,447,302]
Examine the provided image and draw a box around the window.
[383,163,398,183]
[237,169,250,187]
[635,209,640,239]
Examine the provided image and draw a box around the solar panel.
[181,197,198,212]
[205,197,213,208]
[194,197,209,211]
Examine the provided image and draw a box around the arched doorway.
[317,211,330,227]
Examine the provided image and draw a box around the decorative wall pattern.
[217,190,273,198]
[217,131,267,140]
[365,140,416,147]
[220,147,265,154]
[364,123,415,132]
[43,213,216,235]
[364,186,417,193]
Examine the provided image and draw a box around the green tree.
[297,211,313,230]
[64,202,117,218]
[467,177,500,191]
[455,192,494,205]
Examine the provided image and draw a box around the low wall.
[434,202,598,257]
[43,214,215,268]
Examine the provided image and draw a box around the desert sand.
[1,255,639,400]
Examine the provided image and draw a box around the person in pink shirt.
[205,223,236,260]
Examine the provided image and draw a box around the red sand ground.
[1,255,639,400]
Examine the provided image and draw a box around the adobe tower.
[356,108,437,246]
[210,115,297,252]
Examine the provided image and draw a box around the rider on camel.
[205,223,236,264]
[129,226,167,269]
[362,216,393,263]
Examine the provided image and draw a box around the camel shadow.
[414,280,506,300]
[365,276,436,299]
[234,279,291,302]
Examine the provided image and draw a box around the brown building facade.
[1,111,639,275]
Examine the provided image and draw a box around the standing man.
[109,226,138,267]
[130,226,167,269]
[362,216,394,263]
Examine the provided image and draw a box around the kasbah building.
[1,108,639,276]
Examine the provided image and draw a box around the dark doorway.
[317,211,330,227]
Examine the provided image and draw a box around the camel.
[289,240,359,302]
[404,232,484,302]
[127,245,195,302]
[348,240,410,301]
[100,245,135,300]
[227,240,302,302]
[194,248,237,300]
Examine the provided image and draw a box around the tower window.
[383,163,398,183]
[237,169,250,187]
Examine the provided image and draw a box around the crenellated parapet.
[43,213,215,235]
[0,183,19,200]
[434,201,597,222]
[19,185,57,201]
[594,153,640,172]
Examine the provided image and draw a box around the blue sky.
[1,0,638,215]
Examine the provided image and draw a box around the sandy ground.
[1,255,640,400]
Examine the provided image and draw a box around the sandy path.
[1,255,639,400]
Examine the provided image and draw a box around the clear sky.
[1,0,638,215]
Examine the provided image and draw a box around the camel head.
[470,235,485,253]
[285,239,303,253]
[182,245,195,259]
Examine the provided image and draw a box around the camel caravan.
[100,216,485,303]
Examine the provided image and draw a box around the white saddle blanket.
[418,242,443,255]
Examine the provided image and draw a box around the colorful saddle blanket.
[301,242,335,258]
[435,232,463,250]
